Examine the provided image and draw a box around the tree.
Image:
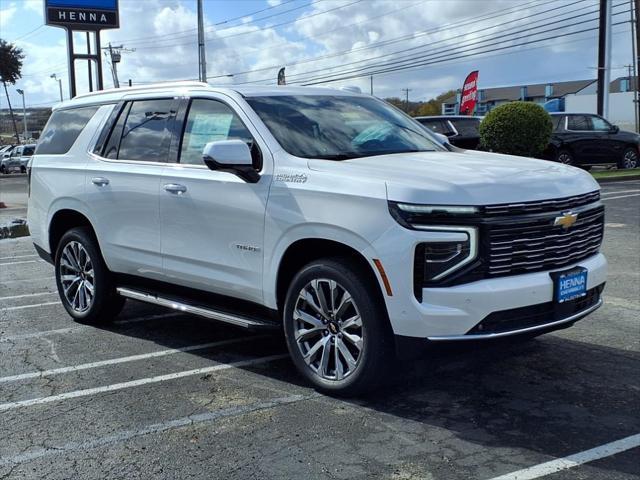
[479,101,552,157]
[414,89,456,117]
[0,39,25,144]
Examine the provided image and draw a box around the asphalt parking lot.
[0,178,638,480]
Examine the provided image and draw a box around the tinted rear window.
[23,146,35,156]
[36,106,99,155]
[449,118,480,136]
[117,99,175,162]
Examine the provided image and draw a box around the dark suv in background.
[546,113,639,169]
[415,115,482,150]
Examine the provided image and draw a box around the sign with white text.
[459,70,479,116]
[45,0,119,30]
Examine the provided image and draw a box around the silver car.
[1,144,35,174]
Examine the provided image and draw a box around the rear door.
[86,96,179,278]
[159,95,271,304]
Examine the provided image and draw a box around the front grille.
[485,205,604,276]
[482,190,600,216]
[467,284,604,335]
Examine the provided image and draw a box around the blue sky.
[0,0,635,108]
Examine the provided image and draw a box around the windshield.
[246,95,443,160]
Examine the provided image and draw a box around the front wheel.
[618,147,639,169]
[55,227,125,324]
[283,258,393,396]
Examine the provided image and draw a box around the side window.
[567,115,591,131]
[590,115,611,132]
[36,106,99,155]
[450,118,479,136]
[179,99,256,167]
[551,116,564,132]
[117,99,175,162]
[418,119,447,135]
[102,103,130,159]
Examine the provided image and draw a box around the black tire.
[20,166,26,173]
[0,165,5,174]
[579,165,592,171]
[555,149,575,166]
[283,257,394,396]
[54,227,125,324]
[618,147,639,169]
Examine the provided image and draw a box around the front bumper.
[375,247,607,338]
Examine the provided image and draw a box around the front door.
[159,96,271,304]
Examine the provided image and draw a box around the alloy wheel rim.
[623,151,638,169]
[293,279,363,381]
[59,241,95,313]
[558,153,572,164]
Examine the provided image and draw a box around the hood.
[308,150,599,205]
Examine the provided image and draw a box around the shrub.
[479,101,553,157]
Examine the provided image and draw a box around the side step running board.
[116,287,278,330]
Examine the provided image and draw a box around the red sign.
[459,70,479,115]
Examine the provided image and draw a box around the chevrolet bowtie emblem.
[554,212,578,229]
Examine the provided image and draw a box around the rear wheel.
[283,257,393,396]
[618,147,639,169]
[54,227,125,324]
[555,149,575,165]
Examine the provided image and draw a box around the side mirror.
[202,139,259,183]
[610,125,619,134]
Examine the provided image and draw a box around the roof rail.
[73,81,209,100]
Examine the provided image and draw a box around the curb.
[0,219,30,240]
[595,175,640,183]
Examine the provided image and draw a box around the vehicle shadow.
[99,301,640,478]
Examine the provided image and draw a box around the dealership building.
[441,76,638,131]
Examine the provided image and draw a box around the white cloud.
[0,3,17,29]
[267,0,283,6]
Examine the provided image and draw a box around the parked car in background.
[414,115,482,150]
[546,113,640,169]
[0,144,16,159]
[1,144,35,174]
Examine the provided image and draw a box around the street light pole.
[50,74,63,102]
[16,89,27,143]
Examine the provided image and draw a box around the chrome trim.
[413,225,478,281]
[427,298,602,341]
[116,287,270,329]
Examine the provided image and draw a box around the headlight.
[414,226,477,282]
[389,201,479,229]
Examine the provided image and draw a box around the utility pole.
[103,44,134,88]
[16,89,27,143]
[627,64,639,132]
[197,0,207,82]
[402,88,412,112]
[632,0,639,132]
[597,0,613,117]
[370,76,373,95]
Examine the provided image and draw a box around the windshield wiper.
[313,153,362,160]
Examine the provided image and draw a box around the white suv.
[28,82,607,394]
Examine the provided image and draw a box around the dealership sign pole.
[458,70,479,115]
[44,0,120,98]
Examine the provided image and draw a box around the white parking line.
[0,312,179,342]
[0,260,40,266]
[0,291,56,301]
[600,189,640,196]
[0,393,312,467]
[487,433,640,480]
[1,301,61,311]
[601,193,640,201]
[0,336,260,383]
[0,254,38,261]
[0,353,288,412]
[0,275,55,284]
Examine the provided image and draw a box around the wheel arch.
[273,237,388,319]
[48,207,97,258]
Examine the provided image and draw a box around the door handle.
[164,183,187,194]
[91,177,110,186]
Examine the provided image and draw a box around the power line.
[235,0,603,85]
[129,0,364,50]
[300,21,630,86]
[291,6,630,86]
[109,0,302,45]
[12,25,45,42]
[226,0,566,82]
